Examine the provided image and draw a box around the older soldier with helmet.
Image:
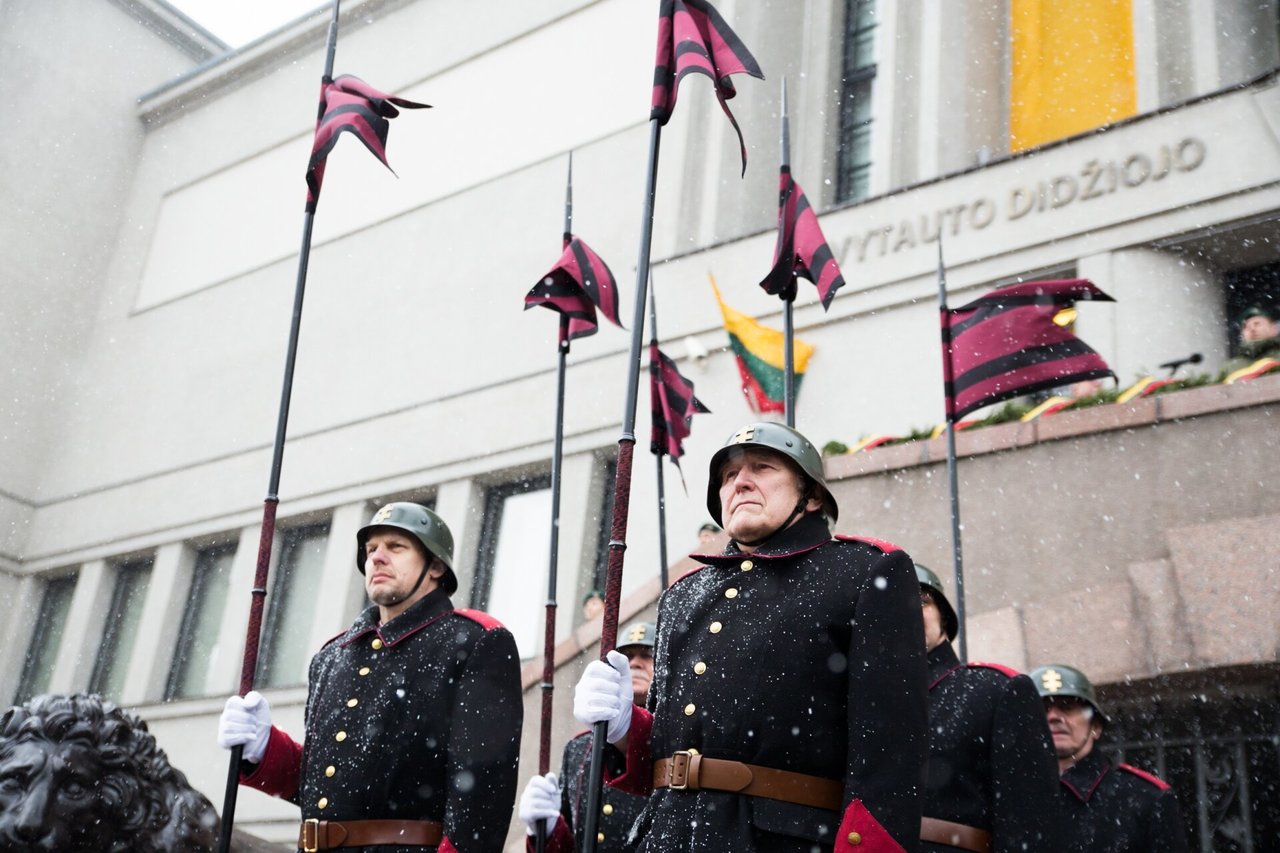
[915,565,1060,852]
[217,502,523,853]
[518,621,657,852]
[1031,664,1189,852]
[575,422,928,852]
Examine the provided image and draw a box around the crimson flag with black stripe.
[651,0,764,176]
[524,236,623,340]
[306,75,430,212]
[650,343,710,480]
[942,279,1115,420]
[759,167,846,310]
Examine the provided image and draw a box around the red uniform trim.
[438,838,457,853]
[239,726,303,800]
[835,799,906,852]
[524,816,574,853]
[967,661,1020,678]
[607,706,655,797]
[834,534,902,554]
[1118,763,1171,790]
[453,608,507,631]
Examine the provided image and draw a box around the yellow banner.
[1010,0,1137,152]
[709,273,813,373]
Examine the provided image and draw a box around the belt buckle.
[669,750,692,790]
[302,818,320,853]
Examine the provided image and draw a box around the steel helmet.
[1029,663,1109,725]
[356,502,457,594]
[914,563,958,641]
[706,422,837,526]
[616,621,657,652]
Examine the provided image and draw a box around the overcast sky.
[171,0,329,47]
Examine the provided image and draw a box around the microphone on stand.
[1158,352,1202,376]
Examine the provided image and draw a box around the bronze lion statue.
[0,694,274,853]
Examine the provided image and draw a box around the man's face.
[717,448,820,547]
[1044,697,1101,766]
[363,529,436,608]
[920,589,948,651]
[1242,314,1279,343]
[620,645,654,705]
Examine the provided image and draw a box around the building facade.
[2,0,1277,847]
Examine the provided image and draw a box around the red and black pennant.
[650,0,763,175]
[759,167,846,310]
[524,237,623,340]
[942,279,1115,420]
[649,343,710,481]
[306,75,429,212]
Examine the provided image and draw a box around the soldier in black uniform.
[518,621,656,852]
[914,564,1060,853]
[1031,664,1189,852]
[217,502,523,853]
[574,422,928,852]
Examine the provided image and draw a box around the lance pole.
[935,238,969,662]
[779,77,797,427]
[580,116,662,853]
[648,279,671,590]
[534,153,574,853]
[215,4,342,851]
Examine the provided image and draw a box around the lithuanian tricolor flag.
[1010,0,1137,152]
[710,274,814,414]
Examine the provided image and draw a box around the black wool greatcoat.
[1058,749,1190,853]
[922,641,1062,852]
[241,588,523,853]
[609,513,929,853]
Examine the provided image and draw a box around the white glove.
[573,649,632,744]
[518,773,561,836]
[217,690,272,763]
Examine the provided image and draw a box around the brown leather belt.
[920,816,992,853]
[298,818,443,851]
[653,751,842,812]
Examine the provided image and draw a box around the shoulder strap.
[833,534,902,553]
[1118,763,1171,791]
[452,608,507,631]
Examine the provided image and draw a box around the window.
[166,541,236,699]
[472,476,551,660]
[89,558,153,700]
[257,524,328,688]
[1223,261,1280,356]
[14,574,78,702]
[835,0,877,203]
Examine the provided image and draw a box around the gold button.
[740,560,753,571]
[347,698,358,708]
[597,832,605,843]
[709,621,722,634]
[318,797,329,810]
[725,588,738,599]
[325,766,336,778]
[602,804,613,816]
[694,662,707,675]
[684,703,696,716]
[847,831,861,844]
[335,731,347,742]
[371,638,383,650]
[687,748,699,755]
[358,667,371,676]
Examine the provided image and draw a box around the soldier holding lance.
[1032,664,1189,852]
[217,502,523,853]
[915,564,1061,852]
[573,423,929,852]
[518,621,656,852]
